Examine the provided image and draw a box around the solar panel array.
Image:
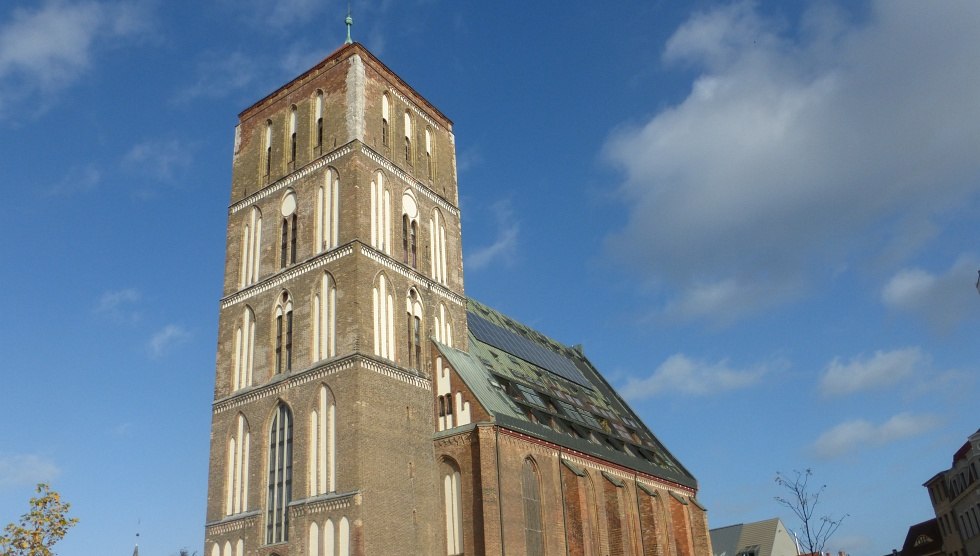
[468,313,593,388]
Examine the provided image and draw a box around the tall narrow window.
[381,93,390,147]
[522,458,544,556]
[312,273,336,361]
[401,191,418,268]
[434,303,453,347]
[280,191,298,269]
[289,106,297,162]
[372,274,395,360]
[370,171,391,254]
[309,384,336,496]
[314,91,324,150]
[225,414,250,515]
[406,289,423,370]
[429,209,448,285]
[443,461,463,555]
[232,306,255,390]
[316,168,340,252]
[265,120,273,176]
[425,128,433,177]
[239,207,262,287]
[275,292,293,374]
[404,111,413,163]
[266,403,293,544]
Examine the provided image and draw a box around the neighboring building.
[203,34,712,556]
[896,519,943,556]
[710,518,798,556]
[924,429,980,556]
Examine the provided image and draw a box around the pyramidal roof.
[435,298,697,489]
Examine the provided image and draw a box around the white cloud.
[621,353,773,399]
[882,254,980,330]
[811,412,939,459]
[149,324,190,357]
[43,164,102,197]
[173,51,259,103]
[466,200,519,271]
[819,347,922,397]
[122,139,194,183]
[603,1,980,322]
[0,1,148,115]
[95,287,141,322]
[0,454,60,488]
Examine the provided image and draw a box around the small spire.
[344,4,353,45]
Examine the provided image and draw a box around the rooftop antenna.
[344,3,353,45]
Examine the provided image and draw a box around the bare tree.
[0,483,79,556]
[775,469,847,555]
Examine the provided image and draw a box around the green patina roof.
[434,298,697,489]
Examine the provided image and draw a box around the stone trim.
[360,243,465,306]
[229,146,354,214]
[360,144,459,217]
[561,458,586,477]
[669,491,689,505]
[637,483,659,497]
[602,470,626,488]
[205,511,260,536]
[289,491,360,517]
[213,354,431,414]
[689,497,707,511]
[220,244,354,309]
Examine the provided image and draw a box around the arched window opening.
[373,274,395,360]
[429,209,448,285]
[403,111,412,164]
[232,306,255,391]
[275,292,293,374]
[522,458,544,555]
[239,207,262,287]
[401,191,419,268]
[289,105,298,162]
[314,91,324,150]
[225,414,250,515]
[406,289,423,370]
[309,384,336,496]
[313,273,336,361]
[443,461,463,555]
[279,191,298,269]
[265,120,273,176]
[425,127,433,177]
[381,93,390,147]
[370,171,391,254]
[266,403,293,544]
[434,302,453,347]
[316,169,340,252]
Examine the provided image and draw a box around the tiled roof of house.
[434,298,697,488]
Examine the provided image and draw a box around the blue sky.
[1,1,978,555]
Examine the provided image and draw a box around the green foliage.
[0,483,78,556]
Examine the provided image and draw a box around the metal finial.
[345,5,353,45]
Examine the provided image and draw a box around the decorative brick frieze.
[220,243,354,308]
[205,512,259,536]
[229,145,354,214]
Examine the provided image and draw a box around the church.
[204,27,713,556]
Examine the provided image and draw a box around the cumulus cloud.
[0,454,60,487]
[819,347,923,396]
[466,200,519,271]
[882,254,980,330]
[603,1,980,322]
[0,1,148,116]
[149,324,190,357]
[811,412,939,459]
[621,353,773,399]
[95,288,141,322]
[122,139,194,183]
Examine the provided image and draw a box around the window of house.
[382,93,390,147]
[275,292,293,373]
[443,461,463,555]
[522,458,544,555]
[314,91,324,150]
[265,120,273,176]
[266,403,293,544]
[280,191,298,269]
[289,106,297,162]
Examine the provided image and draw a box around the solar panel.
[468,313,592,389]
[516,384,547,409]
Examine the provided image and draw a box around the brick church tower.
[206,29,712,556]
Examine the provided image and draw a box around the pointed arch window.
[314,91,324,150]
[522,458,544,555]
[312,273,336,361]
[425,127,433,177]
[280,191,298,269]
[225,413,250,515]
[266,403,293,544]
[406,289,423,370]
[316,168,340,252]
[429,208,448,285]
[434,302,453,347]
[401,191,418,268]
[232,306,255,390]
[289,105,298,163]
[275,292,293,374]
[370,171,391,254]
[239,207,262,287]
[265,120,273,176]
[372,274,395,360]
[309,384,336,496]
[403,111,413,164]
[382,93,390,147]
[443,460,463,555]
